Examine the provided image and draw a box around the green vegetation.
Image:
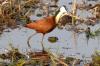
[92,51,100,66]
[48,36,58,43]
[65,57,75,64]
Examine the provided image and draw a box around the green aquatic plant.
[86,28,100,38]
[92,51,100,66]
[85,27,100,44]
[48,36,58,43]
[0,44,26,63]
[16,59,25,66]
[65,57,75,64]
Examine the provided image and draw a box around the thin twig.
[47,50,68,66]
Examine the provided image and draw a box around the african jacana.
[25,6,70,51]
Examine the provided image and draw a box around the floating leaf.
[36,14,42,17]
[48,36,58,43]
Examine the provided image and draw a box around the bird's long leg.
[27,33,37,48]
[41,34,45,52]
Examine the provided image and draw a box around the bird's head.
[54,5,69,29]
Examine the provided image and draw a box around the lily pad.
[36,14,42,17]
[48,36,58,43]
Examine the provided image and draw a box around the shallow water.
[0,0,100,62]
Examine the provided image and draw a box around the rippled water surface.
[0,0,100,62]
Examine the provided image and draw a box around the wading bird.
[25,6,70,51]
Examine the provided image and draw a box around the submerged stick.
[51,53,68,66]
[24,8,32,17]
[47,50,68,66]
[73,31,78,49]
[72,0,78,49]
[72,0,77,25]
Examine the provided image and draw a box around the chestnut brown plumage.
[26,16,56,34]
[26,16,56,51]
[25,6,68,51]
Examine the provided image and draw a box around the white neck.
[55,6,68,23]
